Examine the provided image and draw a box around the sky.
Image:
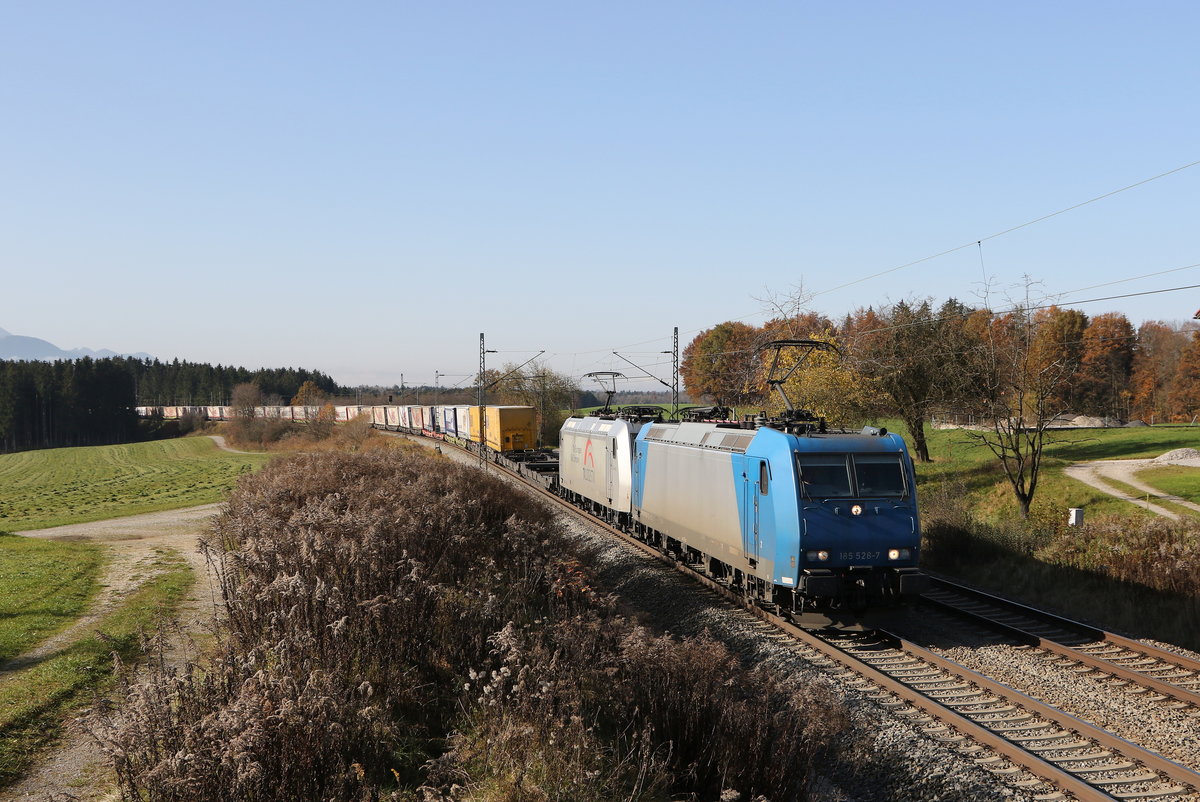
[3,2,1198,390]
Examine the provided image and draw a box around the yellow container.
[469,405,536,452]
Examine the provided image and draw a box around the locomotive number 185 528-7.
[839,551,881,561]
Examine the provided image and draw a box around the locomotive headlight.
[805,550,830,562]
[887,548,912,561]
[851,504,863,516]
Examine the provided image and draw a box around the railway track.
[821,629,1200,801]
[426,436,1200,801]
[921,578,1200,711]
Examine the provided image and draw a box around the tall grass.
[97,448,846,801]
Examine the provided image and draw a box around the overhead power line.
[811,158,1200,300]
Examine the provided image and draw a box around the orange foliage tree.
[1075,312,1135,419]
[680,321,768,408]
[1130,322,1192,422]
[1168,332,1200,422]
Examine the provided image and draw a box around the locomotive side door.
[606,435,617,507]
[742,458,766,568]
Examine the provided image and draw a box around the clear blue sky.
[4,2,1198,389]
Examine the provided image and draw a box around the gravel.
[1154,447,1200,462]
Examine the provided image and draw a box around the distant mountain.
[0,327,153,361]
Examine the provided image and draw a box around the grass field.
[1135,464,1200,504]
[1090,475,1198,518]
[0,435,259,789]
[906,423,1200,521]
[0,534,105,664]
[0,437,271,531]
[905,422,1200,647]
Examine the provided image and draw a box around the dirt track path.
[1,504,225,801]
[1064,459,1200,520]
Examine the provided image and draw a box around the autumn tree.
[681,322,767,408]
[1074,312,1135,419]
[1168,331,1200,422]
[769,333,882,427]
[960,299,1077,518]
[1130,321,1191,422]
[290,380,327,407]
[1029,306,1087,411]
[490,361,579,446]
[308,402,337,440]
[759,311,834,342]
[230,382,261,420]
[228,382,262,442]
[843,298,978,462]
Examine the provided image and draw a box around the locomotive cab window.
[759,461,769,495]
[852,454,907,498]
[796,455,853,498]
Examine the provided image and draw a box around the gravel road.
[1065,455,1200,520]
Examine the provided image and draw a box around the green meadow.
[1134,464,1200,505]
[905,422,1200,521]
[0,437,271,531]
[900,422,1200,647]
[0,534,105,664]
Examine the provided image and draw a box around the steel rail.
[870,631,1200,797]
[924,578,1200,709]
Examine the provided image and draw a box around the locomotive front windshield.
[853,454,907,497]
[796,455,854,498]
[797,453,907,499]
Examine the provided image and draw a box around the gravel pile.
[1154,447,1200,463]
[559,516,1037,802]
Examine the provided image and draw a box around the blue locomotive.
[629,418,926,623]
